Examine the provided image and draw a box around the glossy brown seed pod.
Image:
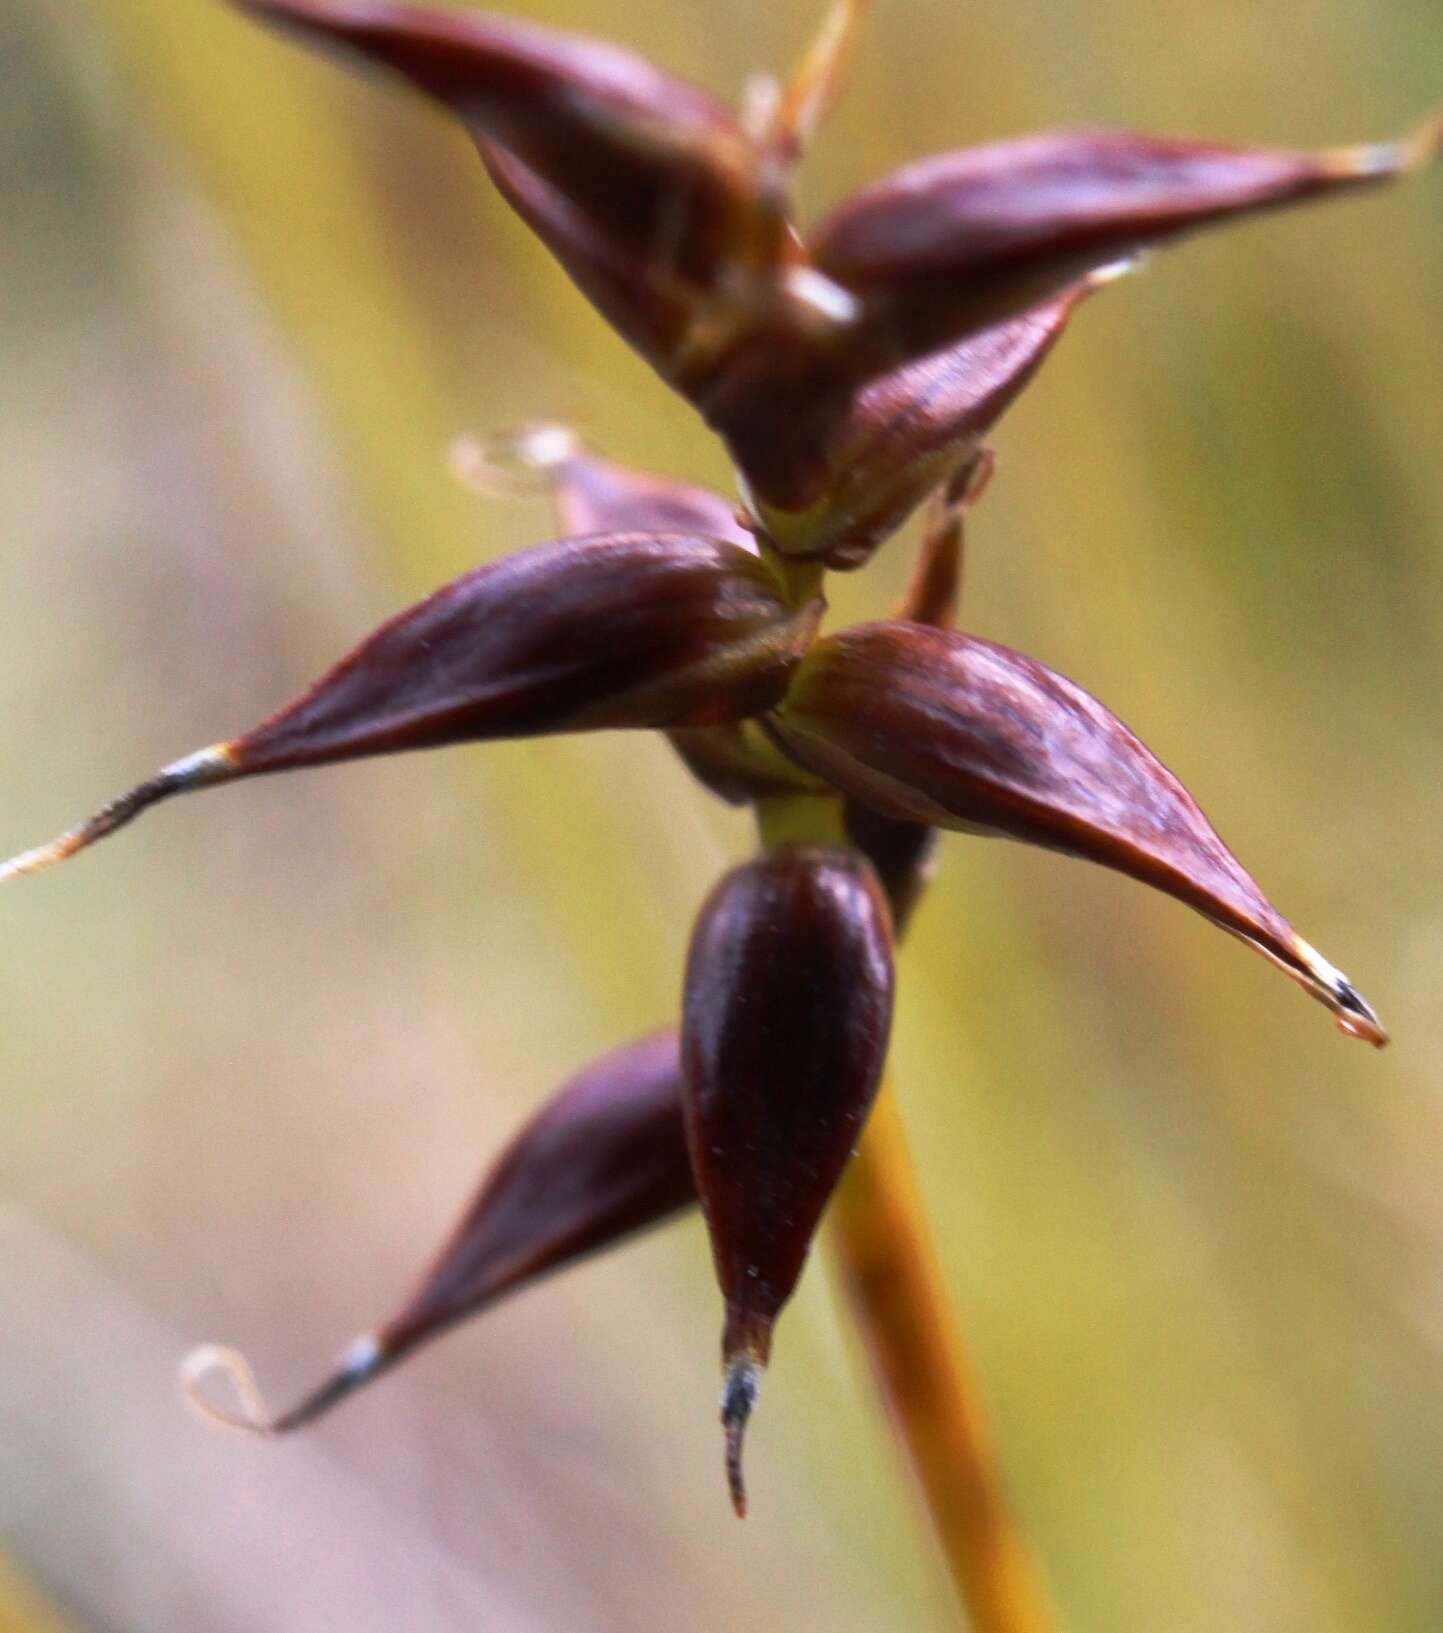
[235,0,809,392]
[484,288,1090,579]
[182,1030,695,1433]
[482,159,854,526]
[479,142,704,367]
[681,844,895,1514]
[812,121,1442,363]
[0,533,821,883]
[768,623,1385,1043]
[736,279,1096,564]
[236,0,757,290]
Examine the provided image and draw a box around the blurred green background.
[2,1,1441,1628]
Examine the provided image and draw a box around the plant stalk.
[829,1082,1059,1633]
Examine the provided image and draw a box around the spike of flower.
[0,746,237,886]
[767,624,1385,1042]
[811,120,1441,361]
[181,1030,694,1433]
[234,5,1436,573]
[226,1,1086,570]
[682,845,895,1513]
[721,1353,763,1519]
[0,533,821,882]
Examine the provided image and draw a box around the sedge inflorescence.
[6,0,1436,1515]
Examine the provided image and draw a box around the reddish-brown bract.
[382,1030,693,1350]
[767,623,1383,1037]
[479,141,705,366]
[811,129,1403,358]
[681,844,895,1513]
[293,1032,692,1430]
[236,1,1436,573]
[202,1030,697,1432]
[738,283,1089,561]
[232,531,815,767]
[0,531,820,882]
[515,434,827,805]
[236,0,755,283]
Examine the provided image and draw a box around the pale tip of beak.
[1324,110,1443,181]
[1401,107,1443,172]
[0,744,236,886]
[1292,936,1388,1048]
[0,832,87,885]
[721,1354,763,1519]
[1087,253,1147,289]
[783,265,862,329]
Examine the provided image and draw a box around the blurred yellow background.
[2,1,1441,1628]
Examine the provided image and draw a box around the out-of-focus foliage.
[0,1559,74,1633]
[2,2,1441,1630]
